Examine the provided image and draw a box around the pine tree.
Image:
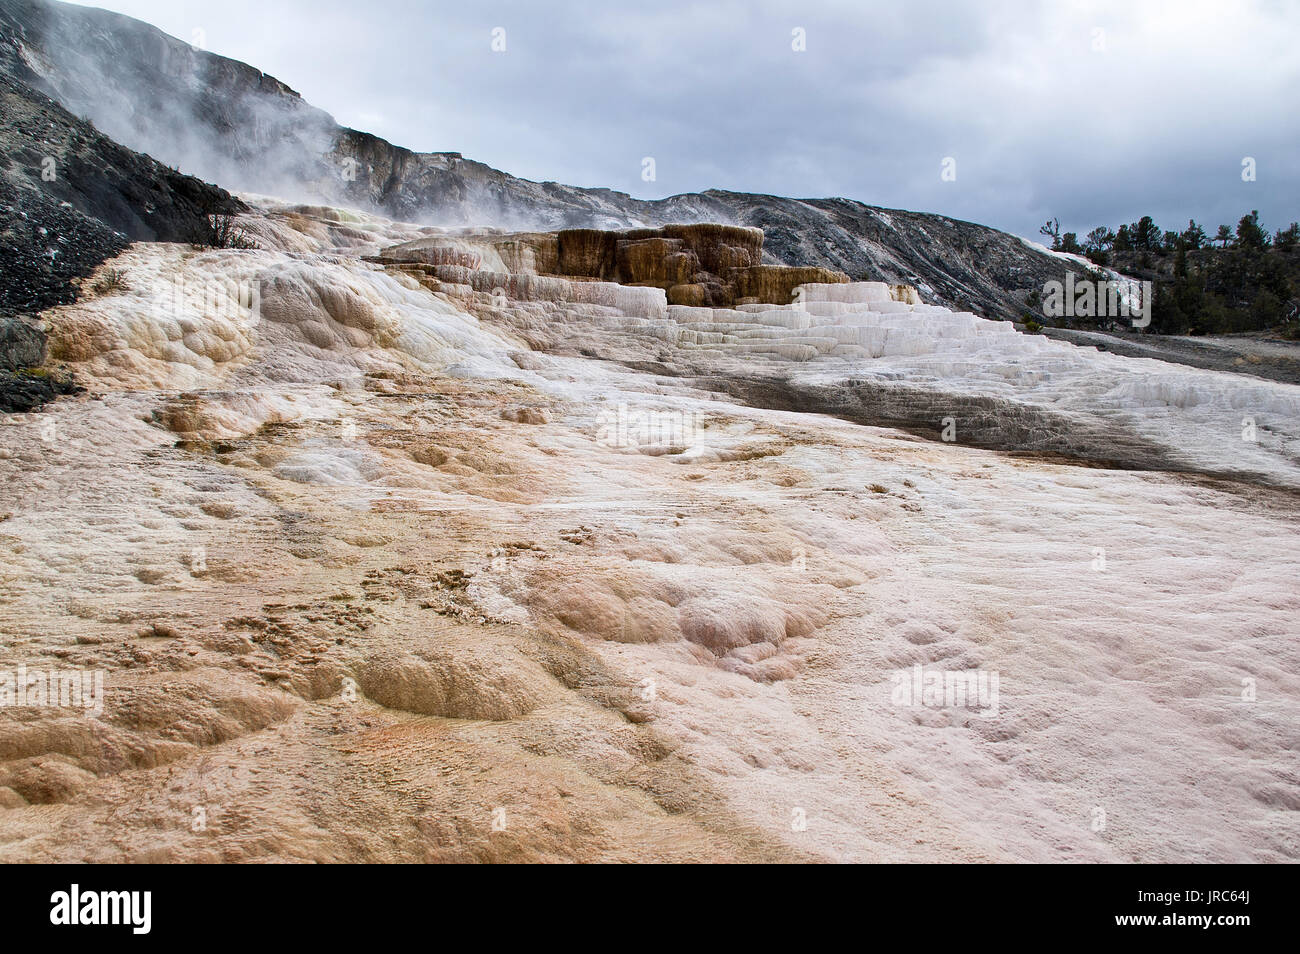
[1083,227,1115,265]
[1133,216,1161,251]
[1236,210,1269,250]
[1214,224,1233,248]
[1181,220,1207,250]
[1272,222,1298,252]
[1085,227,1114,251]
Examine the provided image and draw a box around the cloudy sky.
[72,0,1300,240]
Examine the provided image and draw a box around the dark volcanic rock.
[0,72,243,247]
[0,0,1088,322]
[0,177,127,315]
[0,59,242,411]
[0,315,46,369]
[0,317,79,411]
[0,69,243,321]
[0,367,79,412]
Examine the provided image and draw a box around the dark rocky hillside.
[0,0,1087,322]
[0,71,243,316]
[0,66,241,409]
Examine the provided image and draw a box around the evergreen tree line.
[1038,211,1299,336]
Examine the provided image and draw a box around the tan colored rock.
[493,233,559,275]
[557,228,617,277]
[615,238,698,287]
[660,223,763,274]
[668,283,710,306]
[890,283,921,304]
[356,649,542,721]
[731,265,850,304]
[501,407,549,425]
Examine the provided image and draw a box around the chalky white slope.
[0,201,1295,862]
[633,282,1300,486]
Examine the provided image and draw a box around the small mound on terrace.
[356,648,545,721]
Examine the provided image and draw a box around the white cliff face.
[1,201,1297,862]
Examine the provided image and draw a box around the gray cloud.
[70,0,1300,240]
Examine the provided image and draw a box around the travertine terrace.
[0,200,1297,862]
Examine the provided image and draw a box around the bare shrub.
[192,214,259,250]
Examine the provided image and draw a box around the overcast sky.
[71,0,1300,240]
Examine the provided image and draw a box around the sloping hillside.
[0,71,242,316]
[0,0,1083,321]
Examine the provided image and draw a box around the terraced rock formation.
[0,0,1090,322]
[0,197,1296,862]
[378,223,851,309]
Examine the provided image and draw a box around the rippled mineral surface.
[0,200,1296,862]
